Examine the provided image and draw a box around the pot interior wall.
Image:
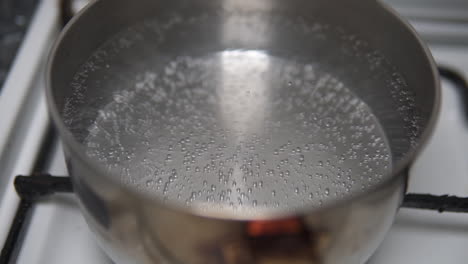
[49,0,436,208]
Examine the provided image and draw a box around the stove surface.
[12,46,468,264]
[0,0,38,88]
[1,1,468,263]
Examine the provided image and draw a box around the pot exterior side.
[64,143,405,264]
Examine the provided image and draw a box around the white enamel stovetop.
[14,46,468,264]
[1,0,467,263]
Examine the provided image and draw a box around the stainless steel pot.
[46,0,439,263]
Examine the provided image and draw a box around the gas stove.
[0,0,468,263]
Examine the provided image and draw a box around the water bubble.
[145,180,154,187]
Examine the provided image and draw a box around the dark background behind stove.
[0,0,38,90]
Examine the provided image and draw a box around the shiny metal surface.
[46,0,439,263]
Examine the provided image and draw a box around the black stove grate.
[1,66,468,263]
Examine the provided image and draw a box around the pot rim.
[45,0,441,221]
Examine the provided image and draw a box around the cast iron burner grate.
[1,67,468,264]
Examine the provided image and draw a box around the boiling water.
[82,50,392,215]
